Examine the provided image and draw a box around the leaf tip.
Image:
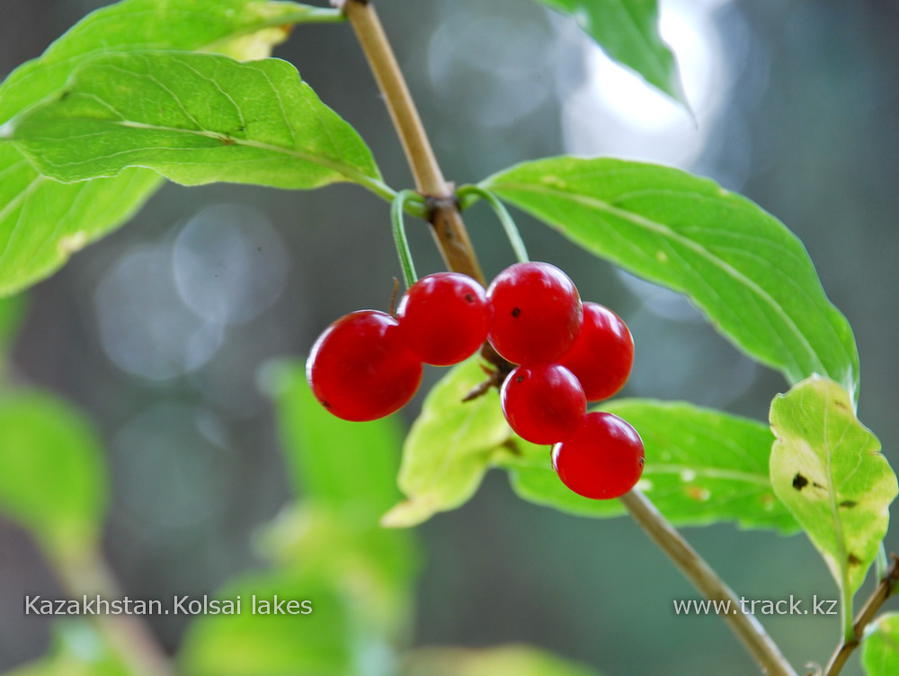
[380,500,433,529]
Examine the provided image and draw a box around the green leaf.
[179,571,358,676]
[862,613,899,676]
[260,359,418,634]
[502,399,797,532]
[0,293,26,357]
[483,157,859,397]
[264,359,404,513]
[0,145,163,297]
[258,505,416,638]
[402,645,599,676]
[770,376,897,600]
[0,0,321,297]
[382,358,512,528]
[0,0,326,123]
[5,50,387,194]
[535,0,684,104]
[0,391,106,559]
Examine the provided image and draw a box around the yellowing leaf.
[383,359,511,528]
[770,377,897,600]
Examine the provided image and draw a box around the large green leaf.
[5,51,387,193]
[501,399,797,532]
[0,391,106,559]
[862,613,899,676]
[402,645,598,676]
[382,358,513,528]
[179,571,358,676]
[482,157,859,397]
[770,377,896,601]
[535,0,684,104]
[0,0,328,297]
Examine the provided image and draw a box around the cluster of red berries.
[306,262,644,500]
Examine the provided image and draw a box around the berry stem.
[457,185,529,263]
[391,189,421,288]
[341,4,794,674]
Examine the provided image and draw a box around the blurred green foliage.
[0,391,106,561]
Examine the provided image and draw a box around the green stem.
[279,6,347,24]
[876,543,888,579]
[457,185,529,263]
[841,580,855,641]
[825,555,899,676]
[391,189,422,288]
[51,544,172,676]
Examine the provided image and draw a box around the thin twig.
[824,555,899,676]
[53,548,173,676]
[621,491,797,676]
[341,4,795,675]
[342,0,483,282]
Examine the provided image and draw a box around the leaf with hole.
[483,157,859,397]
[769,376,896,599]
[382,358,512,528]
[0,0,328,297]
[501,399,797,532]
[534,0,685,104]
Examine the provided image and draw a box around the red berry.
[397,272,489,366]
[306,310,422,421]
[487,262,583,364]
[501,364,586,444]
[552,412,644,499]
[561,302,634,401]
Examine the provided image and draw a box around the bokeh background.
[1,0,897,674]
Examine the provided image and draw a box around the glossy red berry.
[487,262,583,364]
[552,412,644,499]
[501,364,586,444]
[397,272,489,366]
[306,310,422,421]
[561,302,634,402]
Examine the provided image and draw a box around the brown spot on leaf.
[219,135,235,146]
[685,485,710,501]
[839,500,857,508]
[792,473,809,490]
[848,553,861,566]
